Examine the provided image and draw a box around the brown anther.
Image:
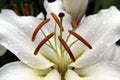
[24,3,29,16]
[58,36,75,62]
[68,30,92,49]
[29,3,34,16]
[51,12,64,31]
[34,32,55,55]
[13,4,18,15]
[32,18,50,41]
[71,20,78,28]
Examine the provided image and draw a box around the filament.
[58,36,75,62]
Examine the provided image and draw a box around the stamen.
[32,18,50,41]
[24,3,29,16]
[51,12,64,31]
[71,20,78,28]
[13,4,18,15]
[68,30,92,49]
[58,36,75,62]
[34,32,55,55]
[29,3,34,16]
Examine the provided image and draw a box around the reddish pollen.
[51,12,64,31]
[32,18,50,41]
[58,36,76,62]
[68,30,92,49]
[34,32,55,55]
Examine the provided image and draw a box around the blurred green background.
[0,0,120,67]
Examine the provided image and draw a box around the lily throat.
[31,12,92,75]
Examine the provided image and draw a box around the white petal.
[69,6,120,68]
[44,0,72,35]
[0,9,55,69]
[75,6,120,46]
[98,44,120,62]
[0,61,52,80]
[44,0,64,14]
[44,69,61,80]
[0,45,7,56]
[36,12,44,20]
[63,0,88,20]
[112,45,120,64]
[74,61,120,80]
[65,69,83,80]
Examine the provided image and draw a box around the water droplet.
[106,42,112,47]
[20,32,24,35]
[29,24,33,28]
[8,40,11,44]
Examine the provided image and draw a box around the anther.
[29,3,34,16]
[68,30,92,49]
[51,12,64,31]
[58,36,75,62]
[34,32,55,55]
[13,4,18,15]
[32,18,50,41]
[71,20,78,28]
[24,3,29,16]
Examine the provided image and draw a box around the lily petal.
[36,12,44,20]
[0,45,7,56]
[112,45,120,64]
[0,9,55,69]
[44,69,61,80]
[63,0,88,21]
[65,69,83,80]
[70,6,120,68]
[0,61,52,80]
[74,61,120,80]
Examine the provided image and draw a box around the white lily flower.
[0,0,120,80]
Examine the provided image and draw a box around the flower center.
[31,12,92,75]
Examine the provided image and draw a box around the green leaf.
[101,0,120,8]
